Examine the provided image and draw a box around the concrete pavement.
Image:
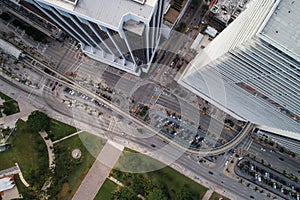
[52,130,83,144]
[15,163,30,187]
[202,189,214,200]
[72,141,124,200]
[39,131,55,169]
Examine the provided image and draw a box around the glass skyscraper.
[179,0,300,141]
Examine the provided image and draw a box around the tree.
[291,152,295,158]
[202,4,209,10]
[282,170,286,176]
[146,188,167,200]
[191,0,200,7]
[113,187,136,200]
[27,111,50,133]
[279,147,285,153]
[175,189,193,200]
[176,22,187,32]
[131,176,145,195]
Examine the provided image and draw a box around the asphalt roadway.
[157,93,239,142]
[0,74,271,200]
[248,140,300,176]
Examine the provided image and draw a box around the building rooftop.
[40,0,157,28]
[61,0,78,4]
[209,0,249,26]
[260,0,300,60]
[205,26,218,38]
[0,177,14,193]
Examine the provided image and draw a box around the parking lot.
[236,157,300,200]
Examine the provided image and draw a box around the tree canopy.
[146,188,168,200]
[113,187,136,200]
[175,189,194,200]
[26,111,50,133]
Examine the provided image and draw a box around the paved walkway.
[202,189,214,200]
[108,176,124,187]
[0,97,35,128]
[72,140,124,200]
[15,163,30,187]
[39,131,55,168]
[52,130,83,144]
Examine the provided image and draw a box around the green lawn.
[209,192,231,200]
[145,165,207,199]
[0,91,20,116]
[0,120,48,193]
[112,149,207,199]
[94,179,118,200]
[47,119,78,141]
[50,132,106,200]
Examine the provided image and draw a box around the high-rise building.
[179,0,300,141]
[25,0,165,75]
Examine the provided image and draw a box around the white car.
[260,148,266,151]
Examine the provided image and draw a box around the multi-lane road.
[247,140,300,176]
[0,63,274,200]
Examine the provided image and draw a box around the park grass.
[0,120,48,179]
[146,165,207,199]
[94,179,118,200]
[47,119,77,141]
[0,91,20,116]
[113,149,207,199]
[54,132,106,200]
[209,192,231,200]
[14,175,26,194]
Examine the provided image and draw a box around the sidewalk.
[52,130,83,144]
[15,163,30,187]
[72,141,124,200]
[0,97,35,128]
[202,189,214,200]
[39,131,55,168]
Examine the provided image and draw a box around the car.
[250,195,254,199]
[208,171,213,175]
[279,157,284,161]
[260,148,266,151]
[185,27,190,33]
[151,144,156,148]
[258,176,261,182]
[225,161,229,166]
